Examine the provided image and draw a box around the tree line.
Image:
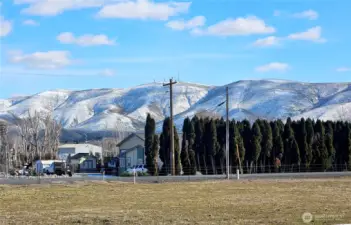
[145,114,351,175]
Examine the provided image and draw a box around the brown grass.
[1,178,351,225]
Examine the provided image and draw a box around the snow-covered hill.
[1,80,351,132]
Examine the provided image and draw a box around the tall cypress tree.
[296,118,308,172]
[313,120,327,171]
[276,119,285,137]
[251,121,262,173]
[324,121,335,171]
[259,120,272,173]
[181,118,196,175]
[151,134,159,175]
[241,119,252,173]
[174,126,181,175]
[159,117,171,175]
[204,119,218,174]
[283,117,300,171]
[145,114,156,175]
[272,121,284,172]
[187,117,197,175]
[216,118,226,174]
[232,121,245,173]
[193,116,205,173]
[305,118,314,170]
[346,123,351,171]
[181,124,191,175]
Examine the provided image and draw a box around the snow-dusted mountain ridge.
[1,80,351,132]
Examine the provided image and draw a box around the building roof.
[119,144,144,156]
[59,143,101,148]
[36,160,62,164]
[117,133,145,147]
[70,153,90,160]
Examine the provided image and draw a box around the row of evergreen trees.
[145,114,351,176]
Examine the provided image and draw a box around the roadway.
[1,171,351,185]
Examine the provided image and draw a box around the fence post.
[236,169,240,180]
[133,168,136,184]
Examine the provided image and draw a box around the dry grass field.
[1,178,351,225]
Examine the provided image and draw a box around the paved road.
[1,171,351,185]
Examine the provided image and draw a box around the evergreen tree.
[272,121,284,172]
[283,118,300,171]
[313,120,327,171]
[241,119,252,173]
[346,123,351,171]
[305,118,314,170]
[181,120,190,175]
[144,114,156,175]
[259,120,272,172]
[216,118,226,174]
[276,119,285,137]
[193,116,205,173]
[232,121,245,173]
[251,121,262,173]
[174,127,181,175]
[324,121,335,171]
[296,118,308,172]
[186,117,197,175]
[159,117,171,175]
[151,134,159,175]
[204,119,218,174]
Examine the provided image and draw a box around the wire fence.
[1,164,351,185]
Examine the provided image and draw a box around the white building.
[57,143,102,160]
[35,160,63,173]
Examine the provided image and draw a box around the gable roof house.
[117,133,145,172]
[117,132,177,173]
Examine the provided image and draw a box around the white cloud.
[8,50,73,69]
[288,26,326,43]
[1,67,117,77]
[252,36,280,47]
[23,19,39,26]
[293,10,318,20]
[192,16,275,37]
[273,10,281,17]
[255,62,290,72]
[100,69,115,76]
[97,0,191,20]
[0,16,12,37]
[14,0,106,16]
[166,16,205,31]
[336,67,351,72]
[93,53,247,63]
[57,32,116,46]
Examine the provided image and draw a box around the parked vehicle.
[126,164,148,174]
[44,162,66,175]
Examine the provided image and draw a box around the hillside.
[1,80,351,133]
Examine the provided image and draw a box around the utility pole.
[226,86,230,179]
[163,78,177,175]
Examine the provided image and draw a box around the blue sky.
[0,0,350,98]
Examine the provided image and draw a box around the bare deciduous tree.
[10,109,61,166]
